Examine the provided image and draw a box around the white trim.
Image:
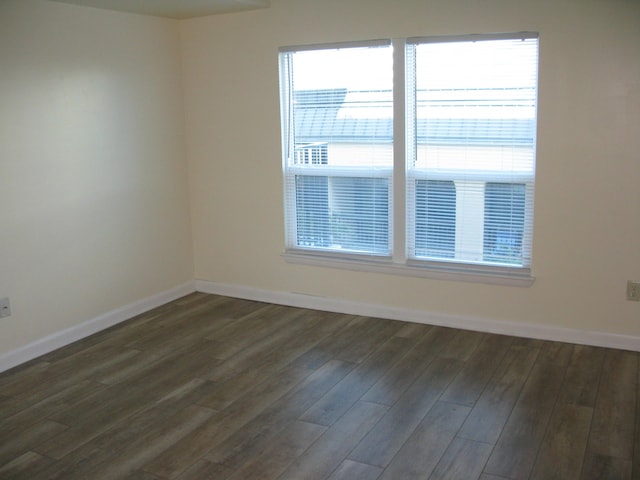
[195,279,640,352]
[279,38,391,53]
[407,31,539,45]
[286,165,393,177]
[4,277,638,375]
[392,37,406,264]
[0,281,196,374]
[282,252,535,287]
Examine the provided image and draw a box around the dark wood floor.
[0,293,638,479]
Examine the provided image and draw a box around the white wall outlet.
[0,298,10,318]
[627,281,640,302]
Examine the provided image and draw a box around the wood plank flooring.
[0,292,639,479]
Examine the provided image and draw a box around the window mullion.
[392,38,406,265]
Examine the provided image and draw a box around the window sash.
[405,34,538,269]
[280,42,394,257]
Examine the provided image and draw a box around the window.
[280,42,393,257]
[279,34,539,282]
[406,35,538,271]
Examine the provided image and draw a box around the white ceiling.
[47,0,270,19]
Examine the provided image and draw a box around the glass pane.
[415,180,456,259]
[411,38,538,174]
[289,45,393,168]
[295,175,389,254]
[483,182,526,265]
[295,176,330,248]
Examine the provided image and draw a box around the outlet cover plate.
[627,281,640,302]
[0,298,10,318]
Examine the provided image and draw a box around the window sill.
[282,251,535,287]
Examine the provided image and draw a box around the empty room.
[1,0,639,478]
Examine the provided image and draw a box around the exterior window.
[280,42,393,256]
[279,33,538,279]
[406,35,538,270]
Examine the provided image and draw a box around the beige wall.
[0,1,194,356]
[182,0,640,336]
[1,0,638,364]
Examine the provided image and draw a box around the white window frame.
[280,34,538,287]
[280,40,394,260]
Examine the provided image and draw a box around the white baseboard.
[196,279,640,352]
[3,278,637,375]
[0,281,196,374]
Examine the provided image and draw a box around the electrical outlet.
[0,298,10,318]
[627,281,640,302]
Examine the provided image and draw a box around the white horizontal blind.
[280,42,394,256]
[406,34,539,269]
